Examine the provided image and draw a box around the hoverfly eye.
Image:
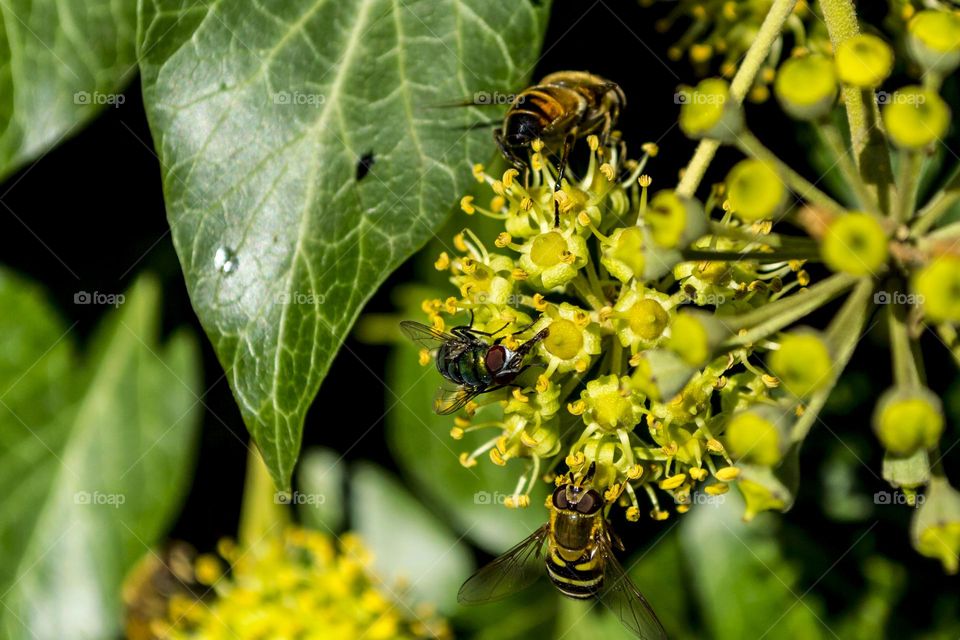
[485,346,508,374]
[552,486,570,510]
[575,490,603,515]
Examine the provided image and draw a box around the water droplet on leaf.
[214,246,238,274]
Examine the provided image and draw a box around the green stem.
[572,275,604,310]
[676,0,799,198]
[239,447,289,547]
[888,306,922,388]
[681,247,822,262]
[818,120,877,211]
[791,278,874,442]
[895,151,923,224]
[819,0,895,215]
[722,272,858,347]
[912,192,960,237]
[736,131,846,216]
[910,163,960,236]
[926,220,960,243]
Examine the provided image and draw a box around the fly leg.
[553,131,576,228]
[453,316,510,341]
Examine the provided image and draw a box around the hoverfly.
[459,463,666,640]
[495,71,626,226]
[400,316,549,415]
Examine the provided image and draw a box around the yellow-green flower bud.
[601,226,646,283]
[821,212,889,277]
[666,310,730,367]
[907,10,960,74]
[534,303,602,373]
[774,54,839,120]
[579,375,645,433]
[521,417,562,457]
[613,288,671,349]
[724,406,789,466]
[678,78,744,142]
[768,330,833,398]
[835,34,894,88]
[913,255,960,323]
[873,386,944,456]
[882,86,951,150]
[725,159,786,222]
[518,230,589,289]
[631,349,696,401]
[912,477,960,574]
[737,461,798,522]
[645,190,708,249]
[883,448,931,490]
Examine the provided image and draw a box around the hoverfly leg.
[607,525,626,552]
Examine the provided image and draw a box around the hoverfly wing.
[433,382,482,415]
[400,320,457,350]
[597,536,667,640]
[458,525,550,604]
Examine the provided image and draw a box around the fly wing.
[597,535,667,640]
[400,321,457,351]
[458,525,550,604]
[433,382,482,415]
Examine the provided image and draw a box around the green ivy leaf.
[0,274,202,640]
[350,461,472,615]
[680,492,826,640]
[137,0,551,489]
[0,0,137,180]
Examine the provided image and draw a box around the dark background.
[1,0,956,633]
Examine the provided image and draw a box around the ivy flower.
[159,529,450,640]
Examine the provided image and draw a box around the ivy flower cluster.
[149,529,449,640]
[415,4,960,573]
[644,0,833,101]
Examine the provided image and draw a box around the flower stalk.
[677,0,800,198]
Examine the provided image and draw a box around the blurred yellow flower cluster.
[154,529,449,640]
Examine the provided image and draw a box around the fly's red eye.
[552,486,569,510]
[485,345,508,373]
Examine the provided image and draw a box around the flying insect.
[458,463,666,640]
[494,71,626,226]
[400,317,548,414]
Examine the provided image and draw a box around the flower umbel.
[411,0,960,574]
[155,529,450,640]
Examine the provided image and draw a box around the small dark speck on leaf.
[356,152,375,181]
